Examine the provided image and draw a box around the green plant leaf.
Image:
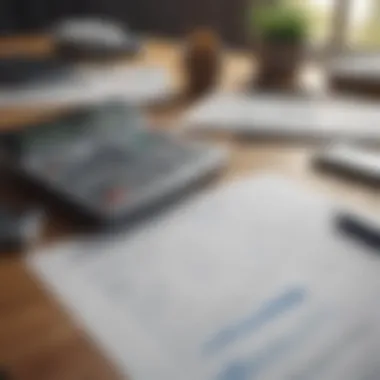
[248,2,309,43]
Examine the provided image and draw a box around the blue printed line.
[216,311,325,380]
[203,287,306,356]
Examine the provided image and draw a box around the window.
[347,0,380,50]
[283,0,380,52]
[300,0,336,49]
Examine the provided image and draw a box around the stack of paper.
[182,93,380,142]
[0,66,173,108]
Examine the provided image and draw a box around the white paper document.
[27,175,380,380]
[0,66,173,108]
[182,93,380,142]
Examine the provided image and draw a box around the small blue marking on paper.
[216,311,324,380]
[204,287,306,355]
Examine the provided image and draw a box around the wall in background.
[0,0,252,47]
[120,0,251,46]
[0,0,90,33]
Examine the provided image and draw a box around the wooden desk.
[1,37,379,380]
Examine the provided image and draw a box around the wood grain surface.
[0,36,379,380]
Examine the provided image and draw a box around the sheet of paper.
[182,93,380,141]
[0,66,173,108]
[27,175,380,380]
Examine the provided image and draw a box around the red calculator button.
[104,187,127,205]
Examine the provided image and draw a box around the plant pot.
[184,29,221,98]
[256,41,304,91]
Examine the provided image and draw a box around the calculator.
[3,103,226,225]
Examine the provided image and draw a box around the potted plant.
[249,2,309,90]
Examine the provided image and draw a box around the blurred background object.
[280,0,380,54]
[52,18,141,61]
[184,28,221,98]
[248,1,309,91]
[328,52,380,97]
[314,143,380,186]
[346,0,380,51]
[1,0,380,54]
